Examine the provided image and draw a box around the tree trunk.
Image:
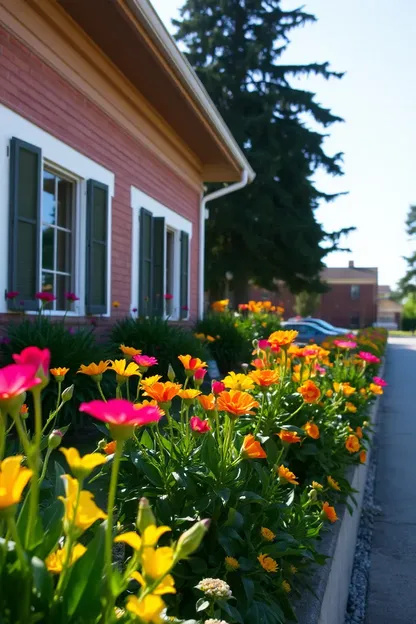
[232,274,249,308]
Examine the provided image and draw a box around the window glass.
[351,285,360,300]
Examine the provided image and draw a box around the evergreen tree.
[174,0,351,301]
[399,205,416,295]
[294,291,321,317]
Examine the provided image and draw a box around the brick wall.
[0,25,201,323]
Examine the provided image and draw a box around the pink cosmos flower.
[358,351,380,364]
[190,416,211,433]
[258,339,271,350]
[373,376,387,387]
[13,346,51,376]
[212,380,225,395]
[132,355,158,368]
[79,399,162,427]
[0,364,41,400]
[65,292,79,302]
[35,292,56,303]
[334,340,357,349]
[194,368,207,381]
[164,293,173,301]
[5,291,19,300]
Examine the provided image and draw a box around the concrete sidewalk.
[366,337,416,624]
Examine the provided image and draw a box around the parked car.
[286,317,350,335]
[281,321,341,345]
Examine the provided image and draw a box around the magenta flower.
[346,333,356,340]
[164,293,174,301]
[13,346,51,376]
[258,339,271,350]
[79,399,162,427]
[373,376,387,387]
[132,308,138,313]
[5,291,19,300]
[132,355,158,369]
[190,416,211,434]
[212,380,225,395]
[271,344,280,354]
[0,364,41,401]
[181,305,189,312]
[35,292,56,303]
[65,292,79,302]
[194,368,207,381]
[358,351,380,364]
[333,340,357,349]
[314,364,327,376]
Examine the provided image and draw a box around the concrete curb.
[295,362,385,624]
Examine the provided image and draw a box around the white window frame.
[130,186,192,321]
[0,105,115,316]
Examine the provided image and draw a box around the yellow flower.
[325,389,333,398]
[142,546,174,579]
[0,456,33,510]
[45,543,86,574]
[59,475,107,534]
[77,360,110,377]
[60,448,106,480]
[130,570,176,595]
[261,527,276,542]
[211,299,229,312]
[268,330,298,347]
[112,301,120,308]
[225,556,240,571]
[223,371,255,391]
[141,375,162,388]
[290,565,297,574]
[327,476,341,491]
[120,344,142,357]
[194,333,206,341]
[278,465,299,485]
[110,359,141,378]
[312,481,323,490]
[50,367,70,380]
[333,382,356,396]
[125,595,165,624]
[369,383,383,395]
[206,335,216,342]
[282,580,291,593]
[345,402,357,413]
[114,525,171,550]
[258,553,278,573]
[178,389,202,401]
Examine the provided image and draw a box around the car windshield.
[307,318,335,331]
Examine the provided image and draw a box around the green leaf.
[140,429,154,450]
[221,601,244,624]
[201,433,221,477]
[130,452,163,487]
[195,598,210,612]
[17,492,44,550]
[242,576,255,605]
[34,500,63,559]
[30,556,53,613]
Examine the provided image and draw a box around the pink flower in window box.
[164,293,174,301]
[35,292,56,303]
[65,292,79,302]
[5,291,19,300]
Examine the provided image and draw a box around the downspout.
[198,169,250,319]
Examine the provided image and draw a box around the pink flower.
[79,399,162,429]
[5,291,19,300]
[132,355,158,368]
[132,308,138,313]
[0,364,41,401]
[334,340,357,349]
[346,333,356,340]
[164,293,174,301]
[258,339,271,350]
[212,380,225,395]
[358,351,380,364]
[314,364,327,376]
[35,292,56,303]
[190,416,210,433]
[373,376,387,387]
[181,305,189,311]
[65,292,79,302]
[271,344,280,354]
[194,368,207,381]
[13,346,51,377]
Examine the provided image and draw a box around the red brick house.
[0,0,254,324]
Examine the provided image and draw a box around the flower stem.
[105,439,125,596]
[0,409,6,461]
[54,482,82,601]
[55,381,62,413]
[38,448,52,486]
[25,389,42,548]
[96,381,107,403]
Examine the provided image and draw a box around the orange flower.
[298,380,321,404]
[268,330,298,347]
[369,383,383,395]
[134,400,165,417]
[249,369,279,387]
[278,430,302,444]
[303,422,320,440]
[355,426,363,439]
[278,465,299,485]
[140,375,162,388]
[360,450,367,464]
[104,441,116,455]
[333,382,356,396]
[325,389,333,398]
[120,345,142,357]
[327,476,341,491]
[20,403,29,416]
[345,402,357,413]
[322,501,338,523]
[217,390,259,419]
[50,367,70,380]
[198,394,216,412]
[241,434,266,459]
[258,553,278,573]
[178,355,207,372]
[78,361,110,377]
[178,389,202,401]
[143,382,182,405]
[345,434,360,453]
[251,358,266,369]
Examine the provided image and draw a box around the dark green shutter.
[152,217,165,316]
[139,208,153,316]
[86,180,109,314]
[180,231,189,319]
[8,137,41,310]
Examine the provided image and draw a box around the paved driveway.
[366,337,416,623]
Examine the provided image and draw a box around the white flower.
[205,620,230,624]
[196,578,232,599]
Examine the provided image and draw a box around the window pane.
[57,230,71,273]
[42,225,54,270]
[41,272,54,296]
[91,242,106,306]
[19,149,39,220]
[92,187,107,241]
[42,171,56,225]
[17,221,37,299]
[57,178,73,229]
[56,274,71,310]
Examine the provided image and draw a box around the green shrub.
[110,316,209,382]
[237,312,282,344]
[194,313,247,373]
[0,317,114,428]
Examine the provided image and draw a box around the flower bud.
[48,429,64,450]
[175,518,210,560]
[212,380,225,395]
[136,497,156,533]
[167,364,176,382]
[194,368,207,388]
[98,438,107,450]
[308,488,318,502]
[61,385,74,403]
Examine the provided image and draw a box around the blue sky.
[150,0,416,288]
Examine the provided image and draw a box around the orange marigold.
[298,379,321,404]
[303,422,320,440]
[369,383,383,395]
[355,426,363,439]
[241,434,267,459]
[325,389,333,398]
[360,450,367,464]
[333,382,356,396]
[178,355,207,372]
[258,553,278,573]
[249,369,279,387]
[278,430,302,444]
[268,330,298,347]
[261,527,276,541]
[198,394,216,412]
[322,501,338,523]
[345,434,360,453]
[217,390,259,419]
[345,402,357,413]
[104,441,117,455]
[143,381,182,404]
[278,465,299,485]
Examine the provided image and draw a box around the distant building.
[376,286,403,329]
